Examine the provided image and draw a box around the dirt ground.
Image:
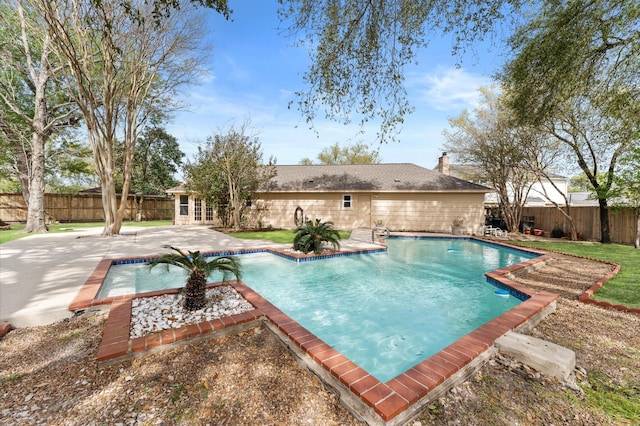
[1,253,639,425]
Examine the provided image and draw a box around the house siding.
[250,191,485,234]
[170,190,486,235]
[167,163,490,234]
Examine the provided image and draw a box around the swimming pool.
[98,237,536,382]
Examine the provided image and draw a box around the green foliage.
[169,383,185,404]
[584,370,640,422]
[144,0,231,22]
[501,0,639,244]
[280,0,520,142]
[45,133,97,193]
[503,0,639,126]
[148,245,241,311]
[115,125,183,195]
[0,373,21,382]
[444,86,542,232]
[293,219,341,254]
[300,141,382,165]
[609,145,640,247]
[184,122,276,230]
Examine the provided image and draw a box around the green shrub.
[293,219,341,254]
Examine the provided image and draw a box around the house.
[167,163,491,234]
[436,152,569,207]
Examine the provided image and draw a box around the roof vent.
[394,178,401,182]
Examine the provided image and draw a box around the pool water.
[99,238,535,382]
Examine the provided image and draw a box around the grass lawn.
[512,240,640,309]
[230,229,352,245]
[0,220,172,245]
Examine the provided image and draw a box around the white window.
[342,194,352,209]
[194,198,202,221]
[205,205,214,221]
[179,195,189,216]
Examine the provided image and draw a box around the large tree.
[0,0,78,232]
[45,131,96,193]
[279,0,521,142]
[502,0,639,243]
[139,0,522,142]
[299,141,382,165]
[184,122,277,230]
[115,125,184,221]
[39,0,207,235]
[444,86,543,233]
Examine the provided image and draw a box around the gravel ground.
[1,252,639,425]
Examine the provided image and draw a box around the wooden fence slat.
[0,193,174,223]
[521,206,636,245]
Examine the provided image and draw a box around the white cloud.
[409,67,492,111]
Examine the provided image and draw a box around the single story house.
[167,163,492,234]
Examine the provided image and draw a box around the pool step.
[495,331,576,384]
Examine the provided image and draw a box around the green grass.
[230,229,352,245]
[584,370,640,423]
[511,241,640,309]
[0,220,172,244]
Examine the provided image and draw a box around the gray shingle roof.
[268,163,490,192]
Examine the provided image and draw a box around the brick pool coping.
[69,239,562,424]
[492,240,640,315]
[69,246,387,311]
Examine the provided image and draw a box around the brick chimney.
[438,152,450,175]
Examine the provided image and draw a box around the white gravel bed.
[129,285,254,339]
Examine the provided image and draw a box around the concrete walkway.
[0,226,382,328]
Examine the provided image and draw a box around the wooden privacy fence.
[521,206,637,245]
[0,192,174,223]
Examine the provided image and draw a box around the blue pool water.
[99,238,536,382]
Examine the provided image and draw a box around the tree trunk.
[135,195,143,222]
[23,71,51,233]
[100,165,122,236]
[598,199,611,244]
[634,212,639,249]
[184,269,207,311]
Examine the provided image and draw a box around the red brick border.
[70,246,387,312]
[236,268,558,422]
[96,282,265,366]
[0,322,12,339]
[489,239,640,315]
[89,240,560,423]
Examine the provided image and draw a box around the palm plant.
[148,245,241,311]
[293,219,341,254]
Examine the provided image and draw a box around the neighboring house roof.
[525,196,547,205]
[568,191,601,206]
[166,185,185,194]
[267,164,490,192]
[167,163,492,194]
[443,164,567,185]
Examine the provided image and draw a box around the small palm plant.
[148,245,241,311]
[293,219,341,254]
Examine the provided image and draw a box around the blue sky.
[167,2,510,175]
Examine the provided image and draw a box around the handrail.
[372,226,390,241]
